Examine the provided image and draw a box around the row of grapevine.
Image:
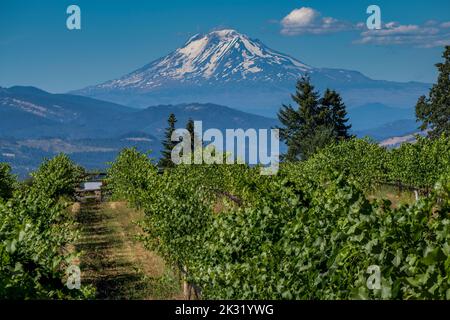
[0,154,94,299]
[302,135,450,191]
[387,136,450,189]
[107,138,450,299]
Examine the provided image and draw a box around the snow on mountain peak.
[94,29,312,90]
[72,28,430,120]
[211,29,239,37]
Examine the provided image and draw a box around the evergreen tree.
[0,163,15,201]
[158,113,177,168]
[299,125,336,158]
[321,89,352,140]
[278,104,302,161]
[185,118,196,153]
[278,76,352,161]
[181,118,203,163]
[416,46,450,138]
[278,76,321,161]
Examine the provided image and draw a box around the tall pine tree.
[278,76,321,161]
[416,46,450,138]
[158,113,177,168]
[181,118,203,163]
[278,76,352,161]
[185,118,197,153]
[321,89,352,140]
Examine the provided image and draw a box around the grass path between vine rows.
[73,201,183,300]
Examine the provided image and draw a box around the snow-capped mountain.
[88,29,312,89]
[74,29,430,116]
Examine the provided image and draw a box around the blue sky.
[0,0,449,93]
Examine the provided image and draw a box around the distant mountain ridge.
[349,103,415,131]
[119,103,279,138]
[0,86,278,176]
[0,86,278,140]
[0,85,135,139]
[1,85,423,141]
[72,29,430,116]
[355,119,420,141]
[0,85,424,176]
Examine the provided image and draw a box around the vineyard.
[0,155,94,299]
[106,136,450,299]
[0,136,449,299]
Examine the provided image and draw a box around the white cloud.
[280,7,354,35]
[356,21,450,48]
[281,7,318,28]
[279,7,450,48]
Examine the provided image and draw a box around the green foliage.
[139,165,214,269]
[0,154,94,299]
[158,113,178,169]
[416,46,450,138]
[193,173,449,299]
[106,148,157,208]
[387,135,450,189]
[0,163,16,201]
[278,76,352,160]
[321,89,352,140]
[185,118,196,153]
[297,125,337,159]
[302,138,389,191]
[30,154,84,199]
[107,138,450,300]
[303,136,450,192]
